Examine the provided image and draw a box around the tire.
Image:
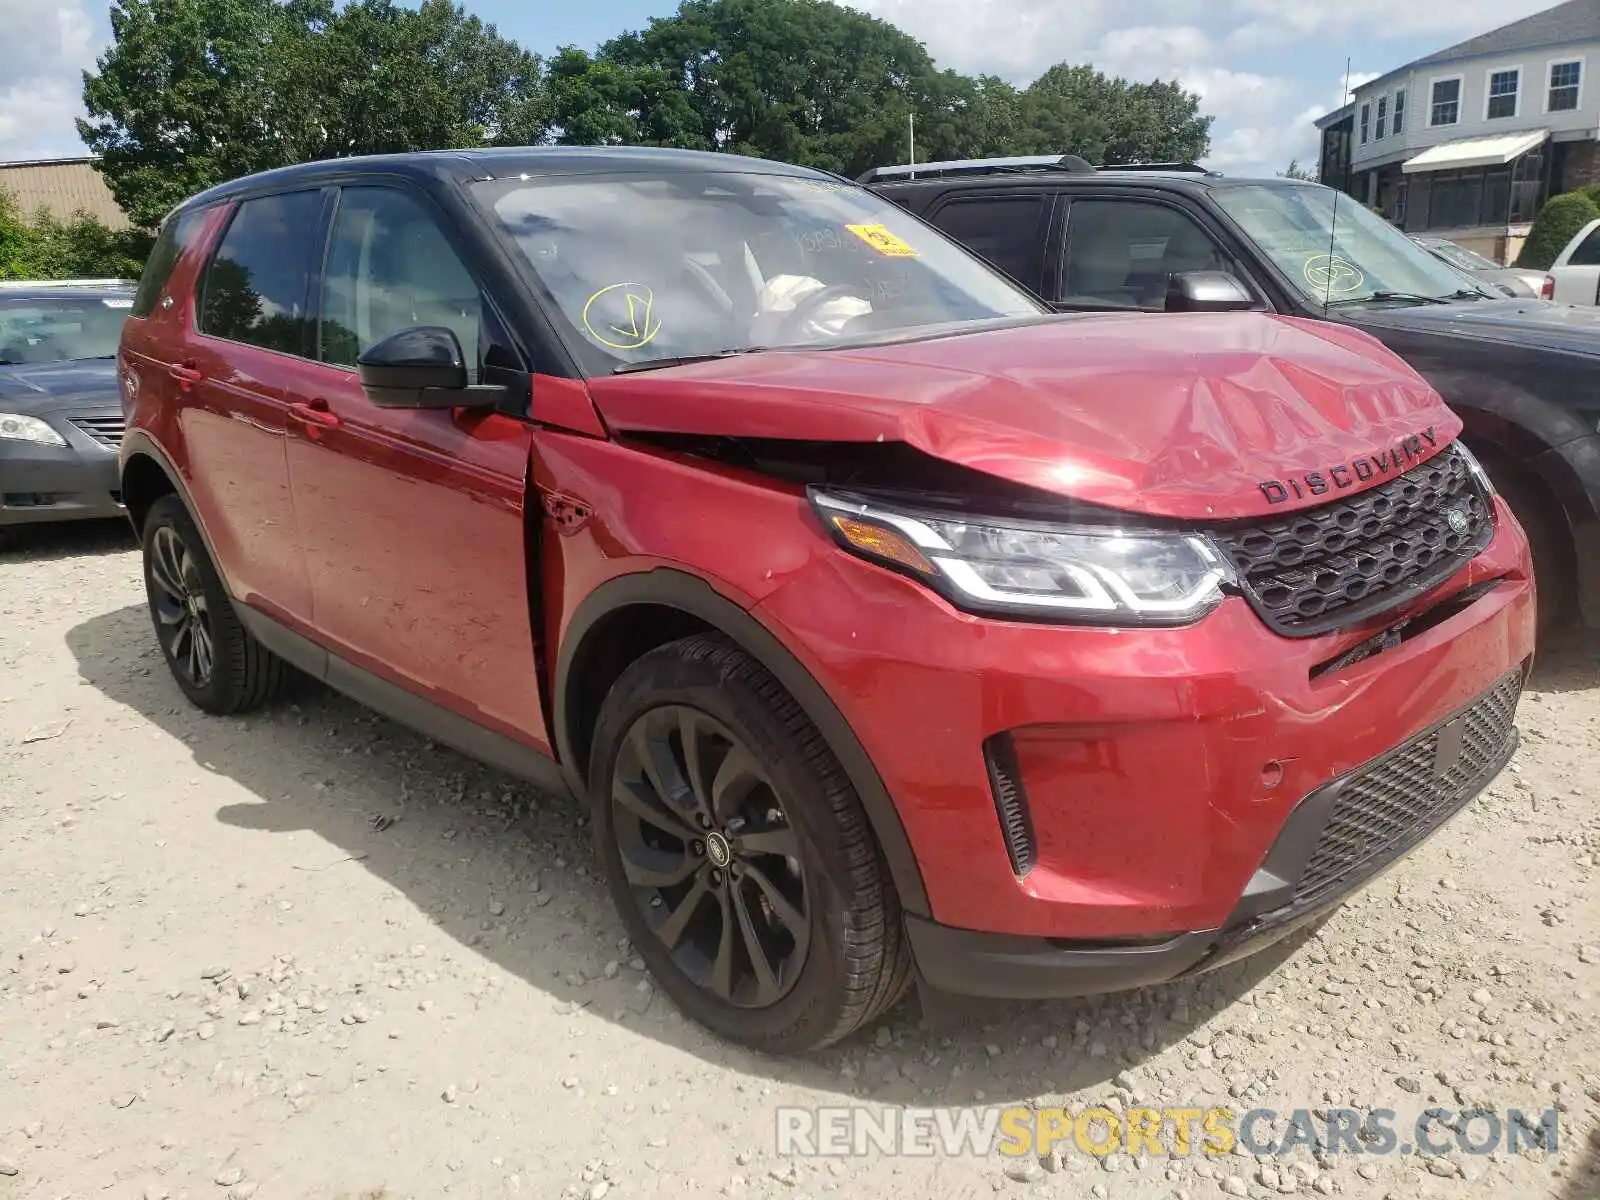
[141,493,290,714]
[1483,458,1573,632]
[588,632,913,1053]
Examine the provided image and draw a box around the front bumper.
[906,673,1522,999]
[0,421,124,527]
[756,496,1535,948]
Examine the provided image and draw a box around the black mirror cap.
[1164,271,1256,313]
[357,325,471,407]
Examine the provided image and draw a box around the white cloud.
[0,0,100,162]
[1227,0,1555,46]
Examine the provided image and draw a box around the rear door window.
[1567,224,1600,266]
[927,195,1047,291]
[198,190,325,356]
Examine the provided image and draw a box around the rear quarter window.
[130,208,206,319]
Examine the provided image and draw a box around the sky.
[0,0,1563,176]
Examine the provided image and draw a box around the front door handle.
[169,361,203,391]
[289,399,340,429]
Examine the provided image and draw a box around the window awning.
[1402,130,1548,174]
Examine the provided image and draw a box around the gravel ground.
[2,521,1597,1200]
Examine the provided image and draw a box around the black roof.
[176,145,840,213]
[1415,0,1600,69]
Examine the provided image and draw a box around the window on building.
[1550,61,1582,111]
[1394,89,1407,133]
[1487,69,1520,119]
[1431,78,1462,126]
[1360,103,1370,144]
[1428,172,1482,228]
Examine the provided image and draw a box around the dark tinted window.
[1060,199,1238,310]
[319,187,483,380]
[131,208,205,318]
[928,196,1045,290]
[199,191,323,355]
[1569,225,1600,267]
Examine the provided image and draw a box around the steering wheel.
[683,258,735,314]
[772,283,869,343]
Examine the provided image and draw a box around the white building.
[1315,0,1600,262]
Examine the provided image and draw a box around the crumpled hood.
[1349,295,1600,358]
[0,358,120,417]
[585,312,1459,520]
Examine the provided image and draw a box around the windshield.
[472,171,1044,370]
[1210,183,1488,305]
[1419,239,1500,273]
[0,294,132,364]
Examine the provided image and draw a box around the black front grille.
[1215,445,1493,637]
[1292,670,1522,909]
[69,415,125,448]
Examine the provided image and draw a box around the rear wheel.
[588,633,912,1053]
[141,494,290,714]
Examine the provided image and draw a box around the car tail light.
[1541,275,1555,300]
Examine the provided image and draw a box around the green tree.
[79,0,549,229]
[591,0,1004,176]
[0,190,148,281]
[1279,158,1316,181]
[1517,190,1600,270]
[1010,65,1211,165]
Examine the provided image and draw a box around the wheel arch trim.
[552,568,931,918]
[119,431,220,559]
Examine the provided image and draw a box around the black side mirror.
[356,326,505,409]
[1164,271,1256,313]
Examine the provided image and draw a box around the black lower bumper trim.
[909,679,1521,1002]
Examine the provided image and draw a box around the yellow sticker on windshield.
[582,282,662,350]
[846,223,920,258]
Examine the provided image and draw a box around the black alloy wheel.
[148,522,216,688]
[611,704,812,1008]
[140,493,290,714]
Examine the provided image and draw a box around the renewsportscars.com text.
[774,1105,1560,1159]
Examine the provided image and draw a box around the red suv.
[118,148,1534,1053]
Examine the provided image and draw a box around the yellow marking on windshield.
[1302,253,1365,296]
[581,282,662,350]
[845,224,920,258]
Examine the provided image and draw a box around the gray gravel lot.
[1,521,1597,1200]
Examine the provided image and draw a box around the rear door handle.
[289,399,340,429]
[169,362,203,391]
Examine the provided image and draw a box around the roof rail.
[858,153,1097,185]
[0,277,137,290]
[1101,162,1219,175]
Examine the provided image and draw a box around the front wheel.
[588,633,912,1053]
[141,494,290,714]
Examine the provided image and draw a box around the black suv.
[865,155,1600,630]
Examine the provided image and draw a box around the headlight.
[1454,441,1496,496]
[0,413,67,447]
[810,489,1234,625]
